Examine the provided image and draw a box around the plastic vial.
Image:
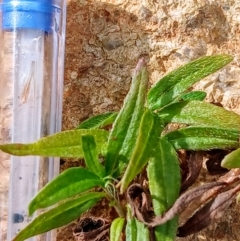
[0,0,67,240]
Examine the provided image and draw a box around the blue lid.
[1,0,60,31]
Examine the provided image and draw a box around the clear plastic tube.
[0,1,67,240]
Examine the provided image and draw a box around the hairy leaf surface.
[29,167,104,215]
[110,217,125,241]
[0,129,108,158]
[120,110,163,193]
[147,55,233,110]
[13,192,106,241]
[158,101,240,130]
[147,137,180,241]
[77,112,117,129]
[165,126,240,150]
[82,135,106,177]
[105,59,148,175]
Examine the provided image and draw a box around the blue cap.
[1,0,60,32]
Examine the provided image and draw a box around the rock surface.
[60,0,240,240]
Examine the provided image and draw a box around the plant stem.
[112,199,125,218]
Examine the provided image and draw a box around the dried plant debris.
[127,169,240,237]
[205,149,230,175]
[73,217,110,241]
[178,183,240,237]
[180,151,204,192]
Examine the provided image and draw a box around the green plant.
[2,54,240,241]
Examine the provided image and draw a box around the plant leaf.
[165,126,240,150]
[147,137,180,241]
[120,110,163,193]
[29,167,104,215]
[82,135,106,177]
[125,205,150,241]
[110,217,125,241]
[126,205,137,241]
[221,148,240,168]
[135,217,150,241]
[0,129,108,158]
[158,100,240,129]
[180,91,206,101]
[105,58,149,175]
[77,112,117,129]
[13,192,106,241]
[147,54,233,110]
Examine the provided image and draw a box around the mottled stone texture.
[61,0,240,240]
[63,0,240,130]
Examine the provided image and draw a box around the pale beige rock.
[62,0,240,240]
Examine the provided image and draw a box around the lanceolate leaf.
[135,217,150,241]
[221,148,240,169]
[181,91,206,101]
[13,192,106,241]
[105,58,149,175]
[158,100,240,130]
[110,217,125,241]
[77,112,117,129]
[0,129,108,158]
[165,126,240,150]
[147,55,233,110]
[82,135,106,177]
[125,205,150,241]
[29,167,105,215]
[126,205,137,241]
[120,110,163,193]
[147,137,180,241]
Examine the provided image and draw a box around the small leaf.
[13,192,106,241]
[221,148,240,168]
[110,217,125,241]
[147,54,233,110]
[120,110,163,193]
[165,126,240,150]
[82,135,106,177]
[0,129,108,158]
[125,205,150,241]
[105,58,149,175]
[147,137,180,241]
[77,112,117,129]
[126,205,137,241]
[181,91,206,101]
[135,217,150,241]
[158,100,240,130]
[29,167,104,215]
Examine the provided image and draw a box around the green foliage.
[125,205,150,241]
[221,148,240,168]
[105,58,148,175]
[147,54,233,110]
[0,129,108,158]
[147,137,180,241]
[180,90,207,101]
[165,126,240,150]
[2,55,239,241]
[110,217,125,241]
[77,112,117,129]
[13,192,106,241]
[28,167,105,215]
[82,135,106,177]
[120,109,163,193]
[158,100,240,129]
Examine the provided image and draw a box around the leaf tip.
[134,58,147,73]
